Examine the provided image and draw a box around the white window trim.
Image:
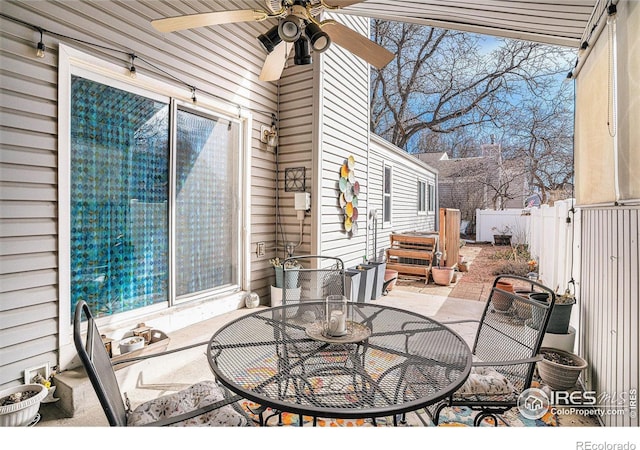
[57,44,251,366]
[417,179,427,215]
[427,182,436,214]
[383,163,393,227]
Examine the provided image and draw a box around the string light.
[0,11,278,119]
[128,53,137,79]
[36,28,45,58]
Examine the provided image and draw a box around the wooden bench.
[385,233,438,278]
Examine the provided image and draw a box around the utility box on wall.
[294,192,311,211]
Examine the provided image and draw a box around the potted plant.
[431,252,454,286]
[540,290,577,353]
[0,383,48,426]
[269,257,302,306]
[546,290,576,334]
[492,225,513,246]
[537,347,588,390]
[492,279,515,312]
[270,257,303,288]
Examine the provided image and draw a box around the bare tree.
[499,83,574,203]
[371,20,575,204]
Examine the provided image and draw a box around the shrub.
[492,261,530,277]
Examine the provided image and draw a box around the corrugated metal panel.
[341,0,598,47]
[0,0,278,388]
[580,207,639,427]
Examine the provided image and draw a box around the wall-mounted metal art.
[339,155,359,237]
[285,167,306,192]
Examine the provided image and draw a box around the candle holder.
[305,296,371,344]
[324,295,350,337]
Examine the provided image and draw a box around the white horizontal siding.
[0,0,278,388]
[369,136,438,260]
[318,13,370,269]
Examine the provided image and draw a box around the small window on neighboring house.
[418,180,426,213]
[383,165,392,224]
[428,183,435,212]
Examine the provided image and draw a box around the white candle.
[329,310,347,336]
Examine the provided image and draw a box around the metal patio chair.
[252,255,348,426]
[406,275,556,426]
[73,300,251,426]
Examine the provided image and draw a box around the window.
[383,165,392,223]
[418,180,427,213]
[69,75,242,318]
[175,107,240,298]
[428,183,436,212]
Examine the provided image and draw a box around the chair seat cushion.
[127,380,248,426]
[457,366,515,396]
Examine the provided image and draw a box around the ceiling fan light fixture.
[257,25,282,54]
[294,37,312,65]
[278,16,301,42]
[304,22,331,53]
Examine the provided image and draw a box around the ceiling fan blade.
[323,0,366,7]
[151,10,268,33]
[323,21,395,69]
[259,42,294,81]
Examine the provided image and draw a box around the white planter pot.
[0,383,47,426]
[270,285,282,307]
[119,336,145,354]
[542,326,576,353]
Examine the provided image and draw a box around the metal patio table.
[207,302,472,424]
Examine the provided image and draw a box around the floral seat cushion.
[127,380,248,427]
[457,366,515,396]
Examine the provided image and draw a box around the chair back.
[472,275,556,393]
[282,255,345,304]
[73,300,128,426]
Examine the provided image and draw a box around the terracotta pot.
[384,269,398,291]
[431,267,454,286]
[493,281,515,312]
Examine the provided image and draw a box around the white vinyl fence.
[476,199,580,294]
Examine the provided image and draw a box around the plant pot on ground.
[431,266,454,286]
[537,347,588,390]
[492,280,515,312]
[0,383,48,426]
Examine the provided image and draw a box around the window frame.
[417,180,427,214]
[383,163,393,226]
[58,44,251,347]
[428,182,436,213]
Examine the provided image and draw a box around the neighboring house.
[368,135,438,261]
[415,147,528,234]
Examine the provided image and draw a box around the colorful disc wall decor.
[338,155,359,238]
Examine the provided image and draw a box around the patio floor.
[36,277,599,427]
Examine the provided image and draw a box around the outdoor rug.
[240,400,558,427]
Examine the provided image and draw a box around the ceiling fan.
[151,0,394,81]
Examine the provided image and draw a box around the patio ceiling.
[337,0,600,48]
